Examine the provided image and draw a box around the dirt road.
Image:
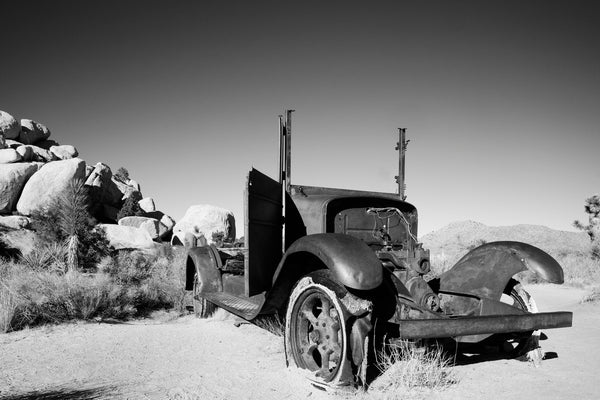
[0,285,596,400]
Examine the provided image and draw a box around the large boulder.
[112,177,140,200]
[34,139,60,150]
[0,215,31,230]
[0,163,41,213]
[0,148,21,163]
[143,211,175,239]
[99,224,155,250]
[84,162,122,206]
[50,145,78,160]
[118,216,161,240]
[127,179,141,192]
[19,119,51,145]
[15,145,34,162]
[23,145,57,162]
[138,197,155,213]
[159,213,175,232]
[5,139,20,149]
[173,205,236,244]
[0,110,20,140]
[16,158,86,215]
[170,231,207,247]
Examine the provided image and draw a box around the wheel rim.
[289,287,345,381]
[499,281,536,355]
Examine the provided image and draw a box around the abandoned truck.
[184,110,572,388]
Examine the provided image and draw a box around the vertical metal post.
[285,109,294,193]
[395,128,408,200]
[279,110,294,253]
[278,114,284,185]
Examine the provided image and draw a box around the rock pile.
[0,109,176,251]
[171,204,236,247]
[1,109,238,252]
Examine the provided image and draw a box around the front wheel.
[502,279,542,361]
[285,272,369,388]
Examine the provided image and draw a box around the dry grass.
[0,247,189,333]
[367,341,456,398]
[252,314,284,336]
[581,288,600,303]
[555,252,600,289]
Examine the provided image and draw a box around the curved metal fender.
[273,233,383,290]
[185,245,222,293]
[439,241,564,301]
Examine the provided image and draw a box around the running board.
[203,292,265,320]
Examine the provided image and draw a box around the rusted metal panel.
[392,311,573,340]
[245,168,283,296]
[186,246,222,294]
[274,233,383,290]
[439,241,564,302]
[289,184,417,235]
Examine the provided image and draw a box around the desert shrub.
[114,167,130,182]
[370,341,456,396]
[97,247,188,315]
[0,246,189,333]
[18,242,68,272]
[581,288,600,303]
[556,252,600,288]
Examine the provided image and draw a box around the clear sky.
[2,1,598,237]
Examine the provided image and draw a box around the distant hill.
[420,220,591,269]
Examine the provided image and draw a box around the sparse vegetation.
[581,288,600,304]
[369,340,456,396]
[114,166,130,182]
[252,314,284,336]
[0,247,188,333]
[574,194,600,259]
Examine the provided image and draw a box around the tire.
[192,272,216,318]
[284,272,367,388]
[502,279,542,361]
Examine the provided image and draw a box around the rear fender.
[273,233,383,291]
[438,241,564,302]
[185,245,222,293]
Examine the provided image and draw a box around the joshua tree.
[31,179,109,271]
[574,195,600,259]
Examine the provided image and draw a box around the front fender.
[439,241,563,301]
[273,233,383,290]
[185,246,222,293]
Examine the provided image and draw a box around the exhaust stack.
[395,128,409,200]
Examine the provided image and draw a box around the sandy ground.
[0,285,596,400]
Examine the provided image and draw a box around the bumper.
[389,311,573,340]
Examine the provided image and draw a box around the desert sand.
[0,285,596,400]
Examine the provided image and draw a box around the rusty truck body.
[184,110,572,388]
